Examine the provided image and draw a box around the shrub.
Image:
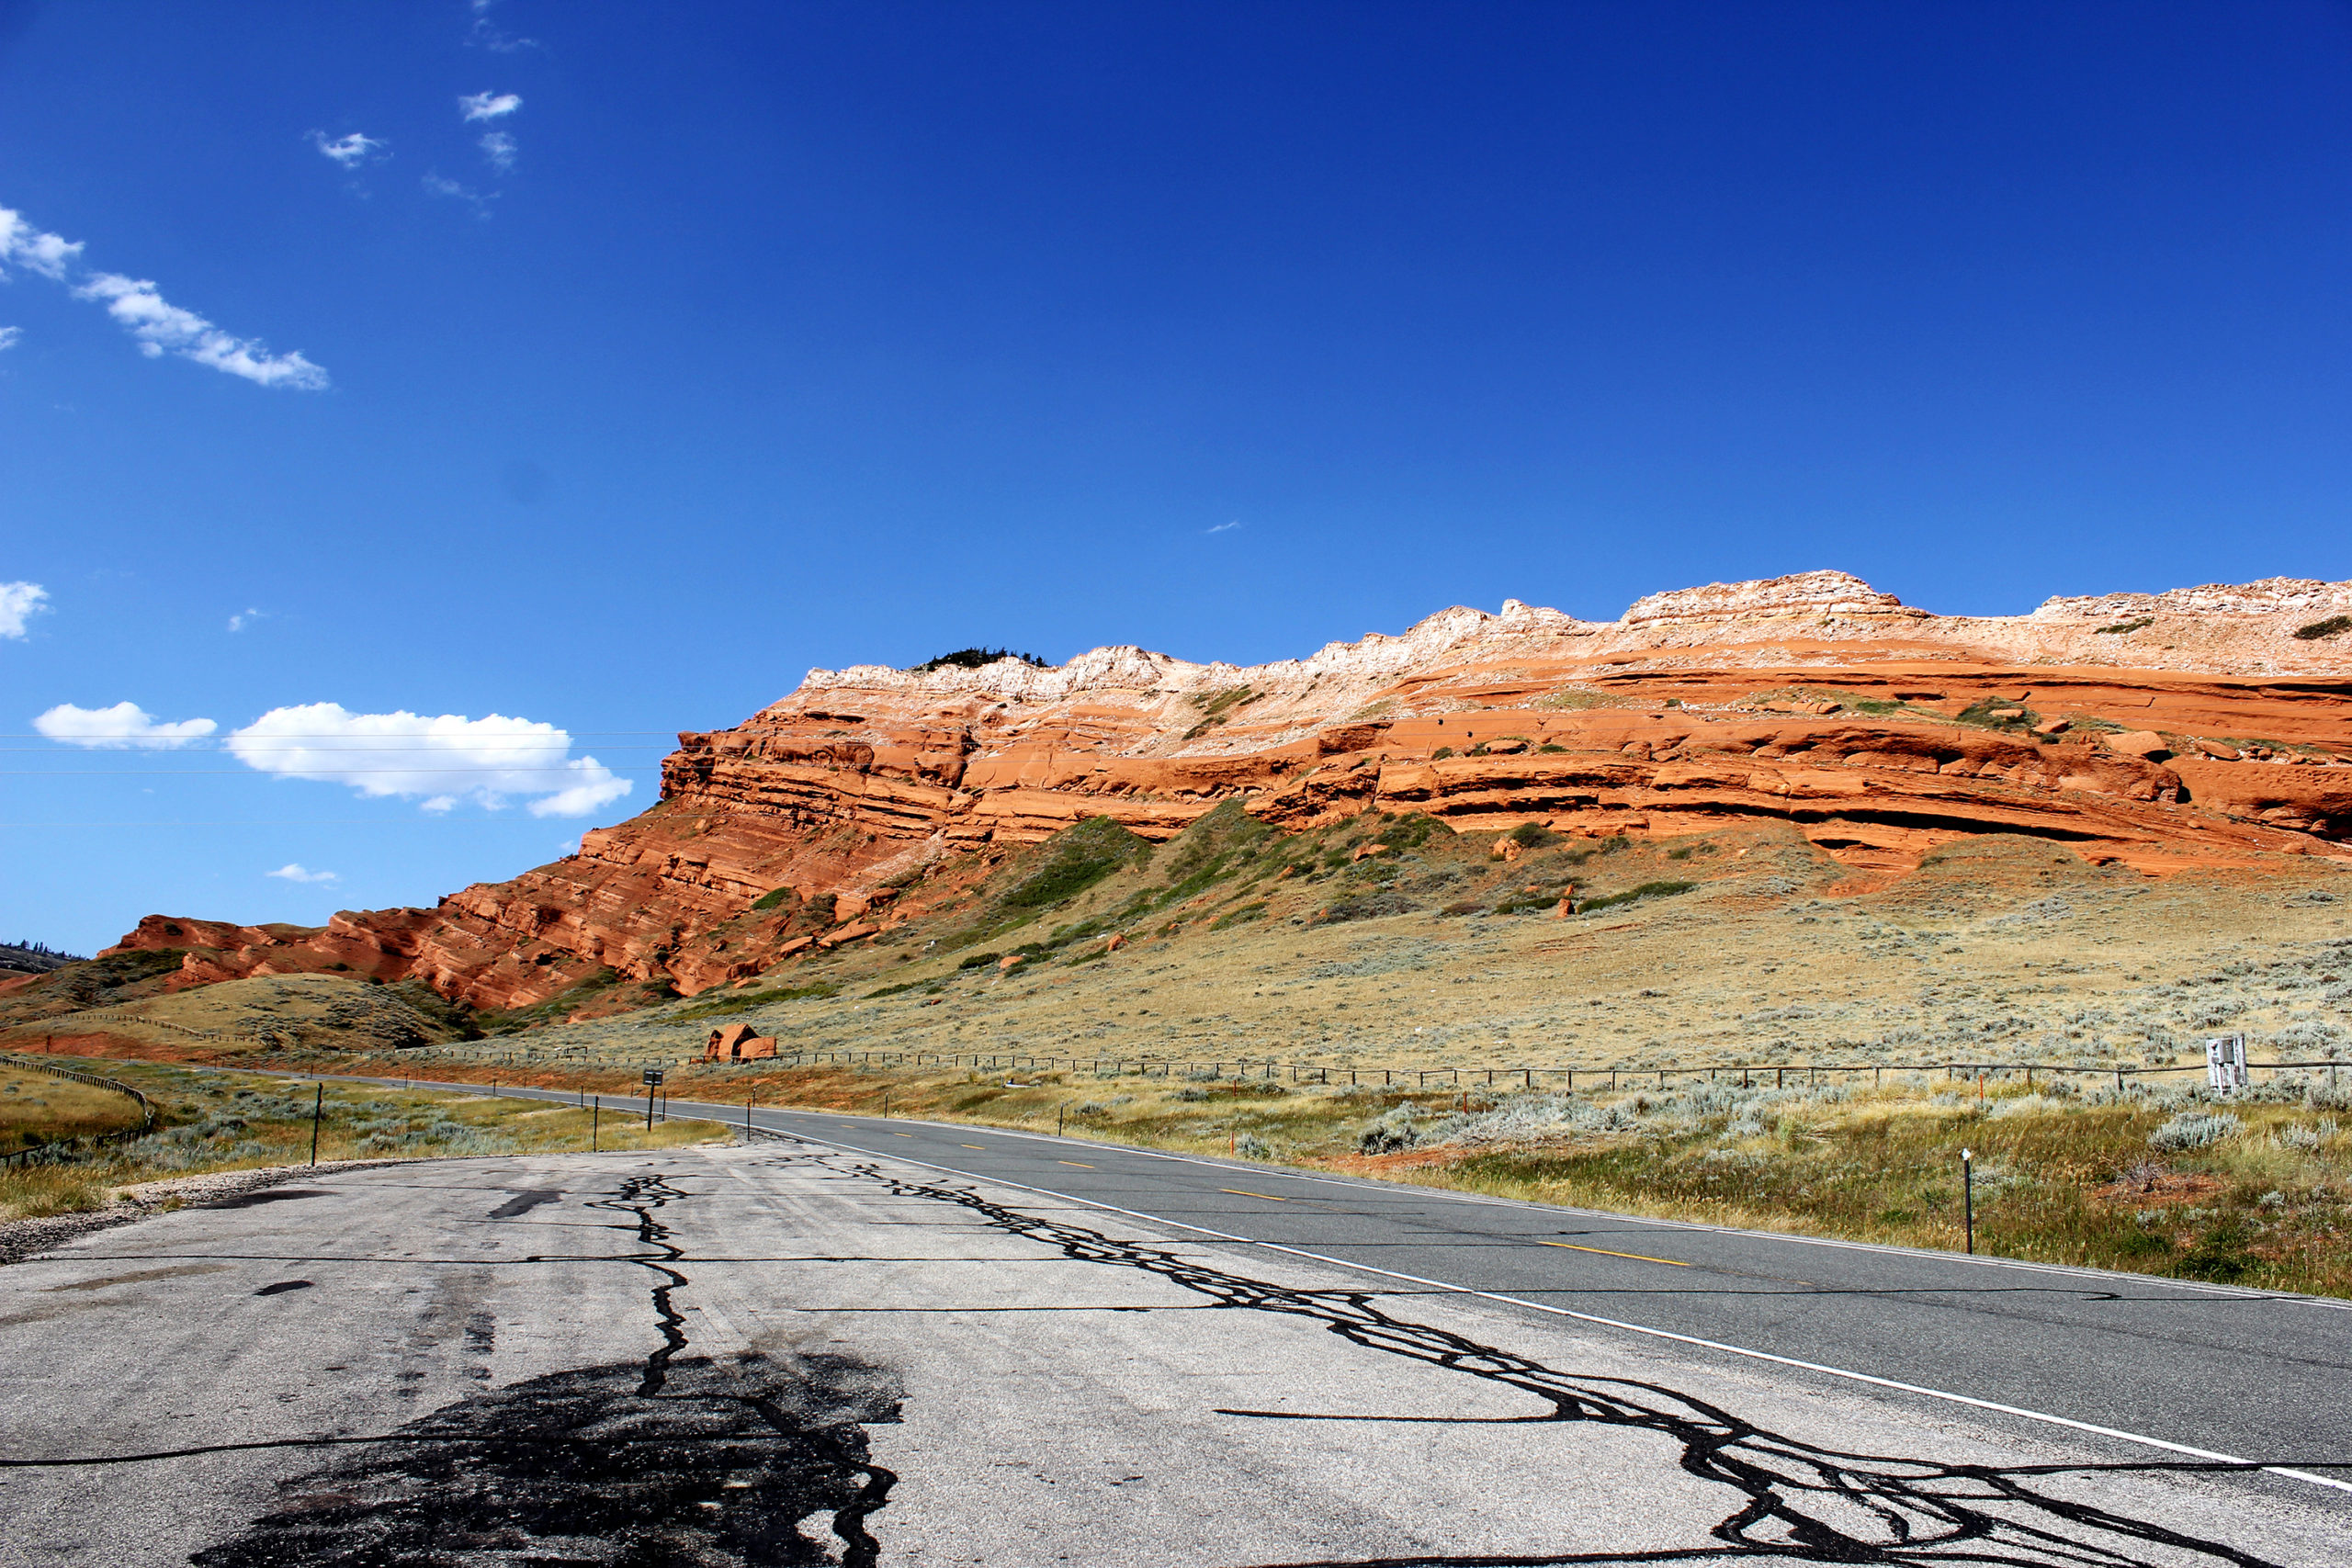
[2096,616,2155,636]
[1508,821,1557,849]
[1574,880,1695,915]
[2293,615,2352,641]
[1360,1107,1418,1154]
[957,951,1003,970]
[909,647,1049,671]
[1432,746,1455,760]
[2148,1111,2239,1151]
[751,886,793,911]
[2307,1079,2352,1112]
[1234,1133,1272,1159]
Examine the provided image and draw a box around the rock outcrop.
[108,571,2352,1010]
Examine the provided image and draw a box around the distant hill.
[0,940,86,977]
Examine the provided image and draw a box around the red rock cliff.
[109,571,2352,1009]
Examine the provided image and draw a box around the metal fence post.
[310,1083,322,1167]
[1961,1147,1974,1255]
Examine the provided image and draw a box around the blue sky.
[5,1,2349,955]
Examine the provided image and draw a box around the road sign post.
[310,1083,322,1167]
[644,1068,662,1132]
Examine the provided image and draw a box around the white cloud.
[1205,520,1241,535]
[0,326,19,352]
[0,581,46,638]
[227,703,633,818]
[310,130,389,168]
[459,91,523,122]
[34,701,219,749]
[266,863,338,884]
[0,208,83,279]
[73,274,330,390]
[528,758,636,818]
[479,131,518,172]
[0,205,326,389]
[227,607,264,633]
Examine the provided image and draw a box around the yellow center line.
[1057,1160,1095,1168]
[960,1145,987,1151]
[1219,1189,1288,1201]
[893,1133,915,1138]
[1538,1239,1689,1267]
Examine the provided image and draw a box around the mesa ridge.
[75,570,2352,1011]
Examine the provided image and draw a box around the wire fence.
[406,1042,2352,1095]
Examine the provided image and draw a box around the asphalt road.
[5,1077,2348,1565]
[356,1073,2352,1477]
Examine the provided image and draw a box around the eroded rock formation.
[109,571,2352,1010]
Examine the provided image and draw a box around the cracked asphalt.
[3,1119,2349,1565]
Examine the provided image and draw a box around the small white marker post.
[1961,1148,1974,1255]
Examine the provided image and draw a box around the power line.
[0,744,678,753]
[0,729,688,739]
[0,768,646,776]
[0,819,571,827]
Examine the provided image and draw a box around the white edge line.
[767,1123,2352,1498]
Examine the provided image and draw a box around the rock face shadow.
[190,1351,900,1567]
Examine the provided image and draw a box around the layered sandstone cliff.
[109,571,2352,1010]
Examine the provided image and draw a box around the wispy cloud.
[6,201,329,389]
[0,326,19,351]
[227,703,632,818]
[1205,520,1242,535]
[227,607,264,633]
[459,91,523,122]
[479,131,518,172]
[266,863,339,884]
[74,274,329,390]
[309,130,389,169]
[34,701,219,749]
[423,173,494,218]
[467,0,540,53]
[0,581,48,639]
[0,209,83,279]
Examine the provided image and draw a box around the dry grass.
[0,1066,145,1156]
[0,1061,727,1222]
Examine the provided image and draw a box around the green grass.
[1001,816,1154,910]
[1182,684,1261,739]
